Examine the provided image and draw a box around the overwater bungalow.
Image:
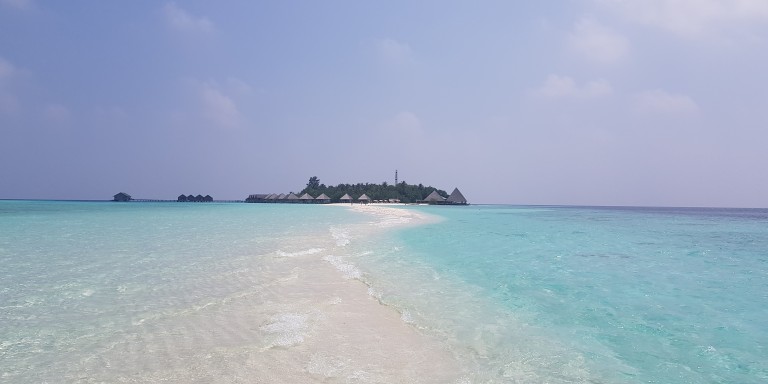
[420,188,468,205]
[422,190,445,203]
[446,188,468,205]
[357,194,371,204]
[113,192,132,202]
[340,193,353,203]
[204,195,213,202]
[315,193,331,204]
[245,191,334,204]
[178,194,187,202]
[245,194,267,202]
[187,194,196,202]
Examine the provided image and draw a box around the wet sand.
[77,204,466,383]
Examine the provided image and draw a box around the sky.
[1,0,768,207]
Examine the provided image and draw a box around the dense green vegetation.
[299,176,448,203]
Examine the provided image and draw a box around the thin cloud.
[568,18,630,64]
[380,111,423,136]
[0,57,16,80]
[0,0,33,10]
[534,75,613,99]
[225,77,252,96]
[635,89,699,114]
[595,0,768,38]
[198,82,240,129]
[163,2,214,33]
[375,38,415,67]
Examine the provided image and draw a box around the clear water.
[2,201,767,383]
[364,205,768,383]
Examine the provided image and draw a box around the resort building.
[422,190,445,203]
[245,192,334,204]
[419,188,469,205]
[315,193,331,203]
[174,194,214,202]
[113,192,132,202]
[244,187,467,205]
[446,188,468,205]
[245,194,268,203]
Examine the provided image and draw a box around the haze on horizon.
[2,1,767,207]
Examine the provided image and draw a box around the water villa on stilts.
[245,192,338,204]
[418,188,468,205]
[245,192,391,205]
[113,192,132,202]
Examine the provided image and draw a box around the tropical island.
[113,176,468,205]
[246,176,468,205]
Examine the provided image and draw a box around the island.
[245,176,468,205]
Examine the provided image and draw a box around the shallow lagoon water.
[1,201,767,383]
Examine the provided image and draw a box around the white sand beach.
[76,204,466,383]
[247,204,463,382]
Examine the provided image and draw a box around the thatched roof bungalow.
[246,194,269,202]
[178,194,187,202]
[446,188,468,205]
[315,193,331,204]
[299,193,314,203]
[285,192,300,203]
[340,193,353,203]
[422,190,445,203]
[113,192,132,202]
[357,194,371,204]
[204,195,213,202]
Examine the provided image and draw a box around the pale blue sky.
[2,1,767,206]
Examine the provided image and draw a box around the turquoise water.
[364,205,768,383]
[0,201,372,382]
[2,201,767,383]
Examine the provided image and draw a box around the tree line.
[299,176,448,203]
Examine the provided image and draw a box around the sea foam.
[322,255,362,280]
[275,248,324,258]
[260,313,308,348]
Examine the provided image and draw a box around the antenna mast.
[395,169,398,185]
